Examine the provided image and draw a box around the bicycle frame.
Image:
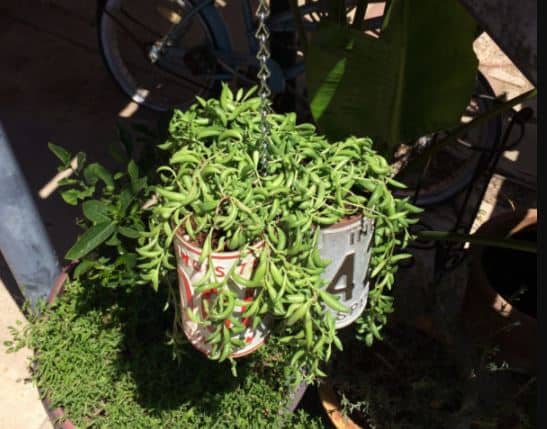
[165,0,305,92]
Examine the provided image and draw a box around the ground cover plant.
[6,272,326,428]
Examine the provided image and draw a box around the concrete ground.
[0,2,536,428]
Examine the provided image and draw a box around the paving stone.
[0,280,52,429]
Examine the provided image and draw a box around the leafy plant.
[51,85,420,383]
[304,0,479,159]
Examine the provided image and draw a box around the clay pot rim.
[469,208,537,320]
[318,380,363,429]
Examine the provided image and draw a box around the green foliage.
[6,275,325,428]
[305,0,478,159]
[49,85,420,385]
[136,84,420,380]
[65,222,117,260]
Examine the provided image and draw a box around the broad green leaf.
[60,187,94,206]
[73,259,95,278]
[75,152,87,173]
[118,226,140,239]
[84,163,115,190]
[128,160,139,183]
[310,56,348,120]
[82,200,111,223]
[127,160,146,194]
[119,189,134,213]
[305,0,478,159]
[47,143,71,165]
[65,222,116,260]
[60,189,80,206]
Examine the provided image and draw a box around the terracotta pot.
[462,208,537,373]
[318,381,363,429]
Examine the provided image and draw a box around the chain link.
[255,0,272,174]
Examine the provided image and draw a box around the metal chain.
[255,0,272,174]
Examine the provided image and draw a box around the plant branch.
[416,230,536,253]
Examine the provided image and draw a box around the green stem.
[417,230,536,253]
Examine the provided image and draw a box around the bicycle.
[97,0,343,112]
[97,0,501,207]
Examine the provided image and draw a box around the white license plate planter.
[317,215,375,329]
[174,215,374,357]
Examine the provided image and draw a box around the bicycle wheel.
[98,0,226,112]
[392,72,501,206]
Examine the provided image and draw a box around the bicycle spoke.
[154,60,216,93]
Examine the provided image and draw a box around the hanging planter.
[318,215,375,329]
[133,84,421,381]
[173,231,269,357]
[174,212,375,356]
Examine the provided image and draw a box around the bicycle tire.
[392,72,501,207]
[97,0,231,112]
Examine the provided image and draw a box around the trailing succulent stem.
[136,84,421,381]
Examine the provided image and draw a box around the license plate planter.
[318,215,375,329]
[174,214,375,357]
[174,231,269,358]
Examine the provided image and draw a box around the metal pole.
[0,123,60,307]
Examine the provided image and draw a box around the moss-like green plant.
[5,274,325,428]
